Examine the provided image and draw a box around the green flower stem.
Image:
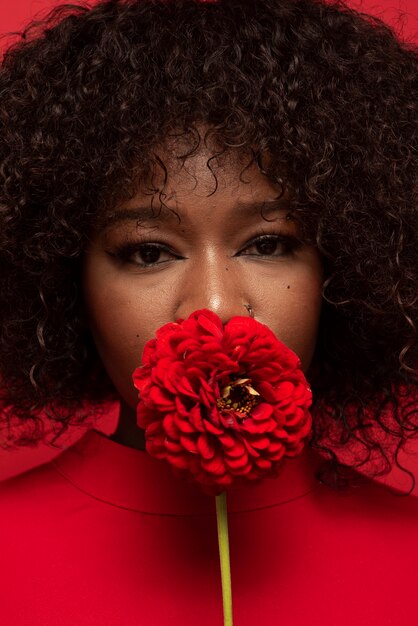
[215,492,233,626]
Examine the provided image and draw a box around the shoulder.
[0,453,91,538]
[0,457,65,498]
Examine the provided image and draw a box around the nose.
[174,251,250,325]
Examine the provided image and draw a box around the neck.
[108,401,147,451]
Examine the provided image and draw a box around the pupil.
[141,245,160,264]
[256,239,277,255]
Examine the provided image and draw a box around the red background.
[0,0,417,480]
[1,0,417,43]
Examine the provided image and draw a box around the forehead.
[101,145,293,230]
[105,137,290,215]
[147,141,280,195]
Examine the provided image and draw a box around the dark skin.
[82,143,324,451]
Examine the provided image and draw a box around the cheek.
[277,297,321,372]
[82,270,154,407]
[264,271,323,372]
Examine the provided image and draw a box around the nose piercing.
[244,304,254,318]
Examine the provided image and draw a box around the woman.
[0,0,417,623]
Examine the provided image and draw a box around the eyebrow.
[102,198,292,228]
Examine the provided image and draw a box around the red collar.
[53,429,322,516]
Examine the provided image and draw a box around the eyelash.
[107,233,303,269]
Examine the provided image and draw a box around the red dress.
[1,428,418,625]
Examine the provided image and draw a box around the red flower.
[133,309,312,495]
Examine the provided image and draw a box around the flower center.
[216,377,261,419]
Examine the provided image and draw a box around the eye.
[132,243,171,266]
[107,242,179,268]
[239,234,302,258]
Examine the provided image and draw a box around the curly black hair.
[0,0,417,487]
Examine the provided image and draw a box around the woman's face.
[82,145,324,412]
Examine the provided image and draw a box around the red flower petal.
[188,405,205,432]
[255,458,273,471]
[251,403,273,421]
[149,386,176,408]
[203,418,224,436]
[173,413,196,434]
[248,435,271,450]
[201,455,227,476]
[179,434,198,454]
[146,420,163,437]
[223,439,246,458]
[224,454,250,471]
[254,382,277,403]
[177,376,199,398]
[162,414,180,439]
[218,433,237,449]
[277,381,295,398]
[164,439,183,453]
[242,438,261,458]
[196,313,223,339]
[167,454,190,470]
[197,434,216,459]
